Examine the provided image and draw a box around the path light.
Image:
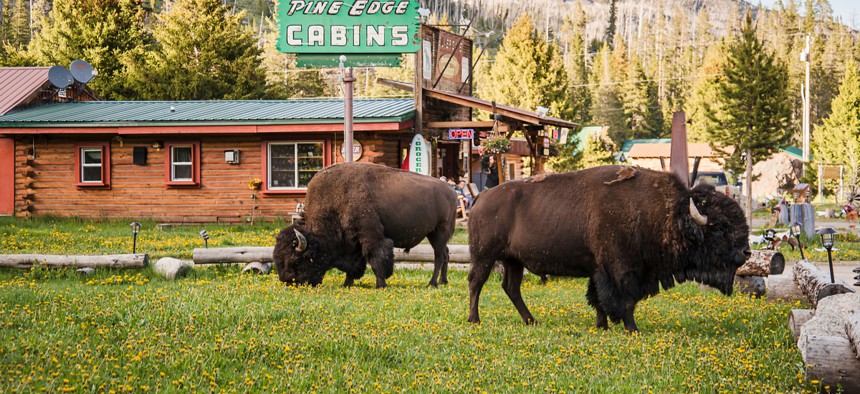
[130,222,141,254]
[199,229,210,248]
[791,222,805,260]
[816,227,837,283]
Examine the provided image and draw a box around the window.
[267,142,324,190]
[75,142,111,188]
[164,141,201,187]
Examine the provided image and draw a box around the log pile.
[796,293,860,392]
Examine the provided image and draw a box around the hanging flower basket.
[480,135,511,156]
[248,178,262,190]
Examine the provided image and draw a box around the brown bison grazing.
[467,165,751,332]
[273,162,458,288]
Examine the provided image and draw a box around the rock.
[242,262,271,275]
[154,257,193,280]
[76,267,95,276]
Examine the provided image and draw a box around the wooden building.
[0,99,414,222]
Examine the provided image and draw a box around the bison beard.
[273,162,458,288]
[466,165,751,332]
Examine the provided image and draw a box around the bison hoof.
[468,318,481,324]
[524,318,537,325]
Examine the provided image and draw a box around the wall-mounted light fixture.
[225,150,240,164]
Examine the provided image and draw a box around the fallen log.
[153,257,193,280]
[192,245,473,265]
[766,273,806,303]
[736,250,785,276]
[847,311,860,360]
[193,247,274,264]
[394,245,470,263]
[0,254,148,269]
[789,309,815,342]
[793,261,855,306]
[734,275,765,297]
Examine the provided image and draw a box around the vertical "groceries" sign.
[277,0,421,56]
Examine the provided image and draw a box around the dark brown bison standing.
[467,165,751,332]
[273,162,458,288]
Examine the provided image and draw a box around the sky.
[757,0,859,29]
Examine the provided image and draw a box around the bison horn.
[293,229,307,252]
[690,198,708,226]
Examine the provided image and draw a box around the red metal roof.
[0,67,51,116]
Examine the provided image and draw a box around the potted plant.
[480,135,511,156]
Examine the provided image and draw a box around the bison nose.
[736,248,752,266]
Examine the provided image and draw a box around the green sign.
[277,0,421,58]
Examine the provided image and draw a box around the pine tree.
[560,3,591,123]
[589,44,626,145]
[813,60,860,194]
[124,0,267,100]
[481,13,571,119]
[28,0,152,99]
[580,133,615,169]
[623,59,662,139]
[258,18,331,99]
[685,40,727,142]
[605,0,617,48]
[706,12,792,224]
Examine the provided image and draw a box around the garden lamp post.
[816,227,837,283]
[130,222,141,254]
[791,222,805,260]
[199,229,210,248]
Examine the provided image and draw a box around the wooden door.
[0,138,13,215]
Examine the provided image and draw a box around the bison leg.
[586,278,609,330]
[500,260,535,325]
[592,271,641,333]
[364,238,395,289]
[426,233,450,287]
[467,256,496,324]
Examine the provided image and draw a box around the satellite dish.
[48,66,73,89]
[70,60,96,84]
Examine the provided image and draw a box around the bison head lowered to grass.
[466,165,751,332]
[273,162,458,288]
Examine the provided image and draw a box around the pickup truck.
[692,171,742,200]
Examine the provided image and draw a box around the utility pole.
[801,35,811,164]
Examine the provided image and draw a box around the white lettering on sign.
[391,26,408,45]
[348,0,367,16]
[287,25,303,45]
[308,25,325,45]
[331,25,347,45]
[288,0,348,15]
[367,26,384,46]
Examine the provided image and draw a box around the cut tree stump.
[0,254,148,269]
[153,258,193,280]
[766,273,806,303]
[736,250,785,276]
[793,261,855,306]
[789,309,815,342]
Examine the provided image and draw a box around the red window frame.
[164,141,201,188]
[74,142,111,189]
[260,137,330,196]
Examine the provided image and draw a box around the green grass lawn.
[0,216,836,393]
[0,267,817,393]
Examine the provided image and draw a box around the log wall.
[12,132,406,223]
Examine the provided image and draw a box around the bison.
[467,165,751,332]
[273,162,458,288]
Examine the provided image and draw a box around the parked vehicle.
[692,171,742,200]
